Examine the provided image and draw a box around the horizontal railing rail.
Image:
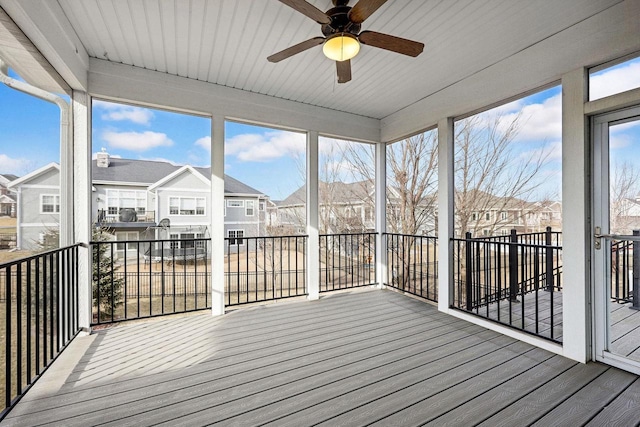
[319,233,376,292]
[225,235,307,306]
[384,233,438,302]
[452,228,562,342]
[0,244,81,419]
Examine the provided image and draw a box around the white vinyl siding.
[40,194,60,213]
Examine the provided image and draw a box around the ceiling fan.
[267,0,424,83]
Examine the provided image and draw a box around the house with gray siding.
[9,153,268,252]
[8,163,61,249]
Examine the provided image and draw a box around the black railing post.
[465,232,473,310]
[545,226,553,292]
[633,230,640,310]
[509,229,519,302]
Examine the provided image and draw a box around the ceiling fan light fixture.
[323,33,360,61]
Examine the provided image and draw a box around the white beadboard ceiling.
[6,0,634,120]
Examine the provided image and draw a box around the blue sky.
[1,57,640,201]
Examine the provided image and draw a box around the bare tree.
[610,160,640,234]
[454,113,553,237]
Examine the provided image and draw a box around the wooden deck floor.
[611,301,640,362]
[3,289,640,426]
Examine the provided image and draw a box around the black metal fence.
[0,244,80,418]
[452,228,562,342]
[319,233,376,292]
[611,236,639,308]
[385,233,438,302]
[91,238,211,324]
[225,235,307,305]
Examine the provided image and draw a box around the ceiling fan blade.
[336,59,352,84]
[359,31,424,57]
[348,0,388,24]
[278,0,331,24]
[267,37,325,62]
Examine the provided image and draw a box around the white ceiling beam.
[381,0,640,143]
[88,58,381,143]
[0,0,89,90]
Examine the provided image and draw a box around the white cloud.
[102,131,174,152]
[0,154,33,175]
[93,100,154,125]
[195,136,211,151]
[497,93,562,142]
[225,131,305,162]
[590,60,640,100]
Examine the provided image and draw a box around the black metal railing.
[0,244,80,418]
[385,233,438,302]
[611,235,639,308]
[225,235,307,306]
[90,238,211,325]
[452,228,562,342]
[319,233,376,292]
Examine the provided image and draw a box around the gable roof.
[148,165,210,191]
[280,180,373,207]
[7,163,59,188]
[91,158,265,196]
[0,174,19,184]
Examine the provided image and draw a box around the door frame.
[592,105,640,374]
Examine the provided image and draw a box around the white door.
[593,106,640,374]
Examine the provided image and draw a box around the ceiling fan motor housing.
[321,5,361,36]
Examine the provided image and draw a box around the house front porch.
[3,289,639,427]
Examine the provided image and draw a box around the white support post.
[306,131,320,300]
[562,68,590,362]
[59,94,73,247]
[437,118,454,313]
[72,90,92,333]
[210,116,225,316]
[375,142,387,288]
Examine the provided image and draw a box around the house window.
[228,229,244,246]
[181,233,195,249]
[195,233,206,249]
[169,232,207,249]
[501,211,508,220]
[227,200,244,208]
[246,200,255,216]
[106,189,146,216]
[168,197,205,215]
[471,212,477,221]
[485,212,491,221]
[169,233,180,249]
[41,194,60,213]
[115,231,139,250]
[259,202,265,211]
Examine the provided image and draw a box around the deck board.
[2,289,639,427]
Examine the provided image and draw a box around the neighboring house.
[611,197,640,234]
[7,163,61,249]
[456,189,562,237]
[0,173,18,217]
[278,181,375,235]
[277,179,437,236]
[10,152,269,252]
